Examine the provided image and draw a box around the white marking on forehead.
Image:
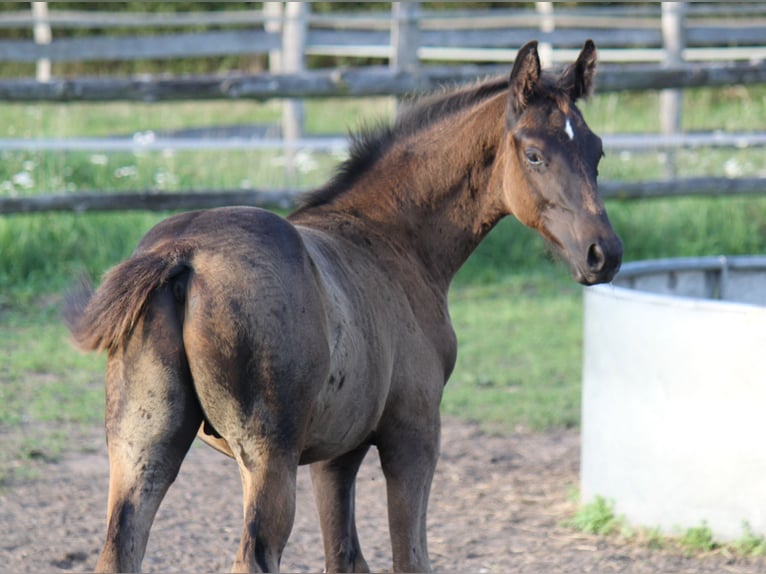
[564,117,575,141]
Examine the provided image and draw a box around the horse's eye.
[524,148,544,166]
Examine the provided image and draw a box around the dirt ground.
[1,417,764,573]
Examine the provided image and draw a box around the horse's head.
[502,40,622,285]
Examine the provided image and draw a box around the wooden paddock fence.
[0,2,765,214]
[3,177,765,216]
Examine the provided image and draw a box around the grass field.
[1,84,766,481]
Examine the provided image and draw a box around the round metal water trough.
[581,255,766,540]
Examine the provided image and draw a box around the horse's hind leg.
[185,311,311,572]
[229,447,299,573]
[96,286,203,573]
[310,443,371,573]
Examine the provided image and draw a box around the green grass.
[607,195,766,262]
[0,147,342,195]
[0,306,98,402]
[580,85,766,182]
[446,265,583,432]
[0,303,106,485]
[583,85,766,134]
[0,98,395,139]
[0,211,165,303]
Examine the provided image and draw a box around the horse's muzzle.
[574,234,623,285]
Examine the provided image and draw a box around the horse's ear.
[508,40,541,116]
[562,39,598,102]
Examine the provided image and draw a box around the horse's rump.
[64,206,324,357]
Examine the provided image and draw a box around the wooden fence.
[4,177,765,216]
[3,3,766,68]
[0,2,765,214]
[3,3,766,94]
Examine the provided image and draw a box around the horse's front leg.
[377,412,440,573]
[96,288,203,573]
[310,443,371,573]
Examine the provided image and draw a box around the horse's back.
[137,206,305,260]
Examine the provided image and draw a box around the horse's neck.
[364,94,509,287]
[299,92,509,290]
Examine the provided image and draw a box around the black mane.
[293,75,510,212]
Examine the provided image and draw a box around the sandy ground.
[1,418,765,573]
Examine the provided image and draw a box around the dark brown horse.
[65,40,621,573]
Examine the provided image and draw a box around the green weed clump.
[568,496,622,536]
[679,522,717,554]
[733,522,766,557]
[568,496,766,559]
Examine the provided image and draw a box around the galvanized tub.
[581,255,766,540]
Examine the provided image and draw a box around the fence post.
[536,2,554,68]
[32,2,51,82]
[264,1,283,73]
[281,2,307,186]
[390,2,420,73]
[661,1,686,176]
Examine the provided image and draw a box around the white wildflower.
[11,171,34,189]
[724,158,743,178]
[295,151,318,174]
[115,165,138,178]
[132,130,156,145]
[154,170,178,189]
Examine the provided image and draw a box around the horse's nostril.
[587,242,606,271]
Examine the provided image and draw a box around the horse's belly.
[300,361,392,464]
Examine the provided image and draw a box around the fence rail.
[3,177,765,216]
[5,29,766,65]
[2,5,766,63]
[3,131,764,154]
[1,60,765,103]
